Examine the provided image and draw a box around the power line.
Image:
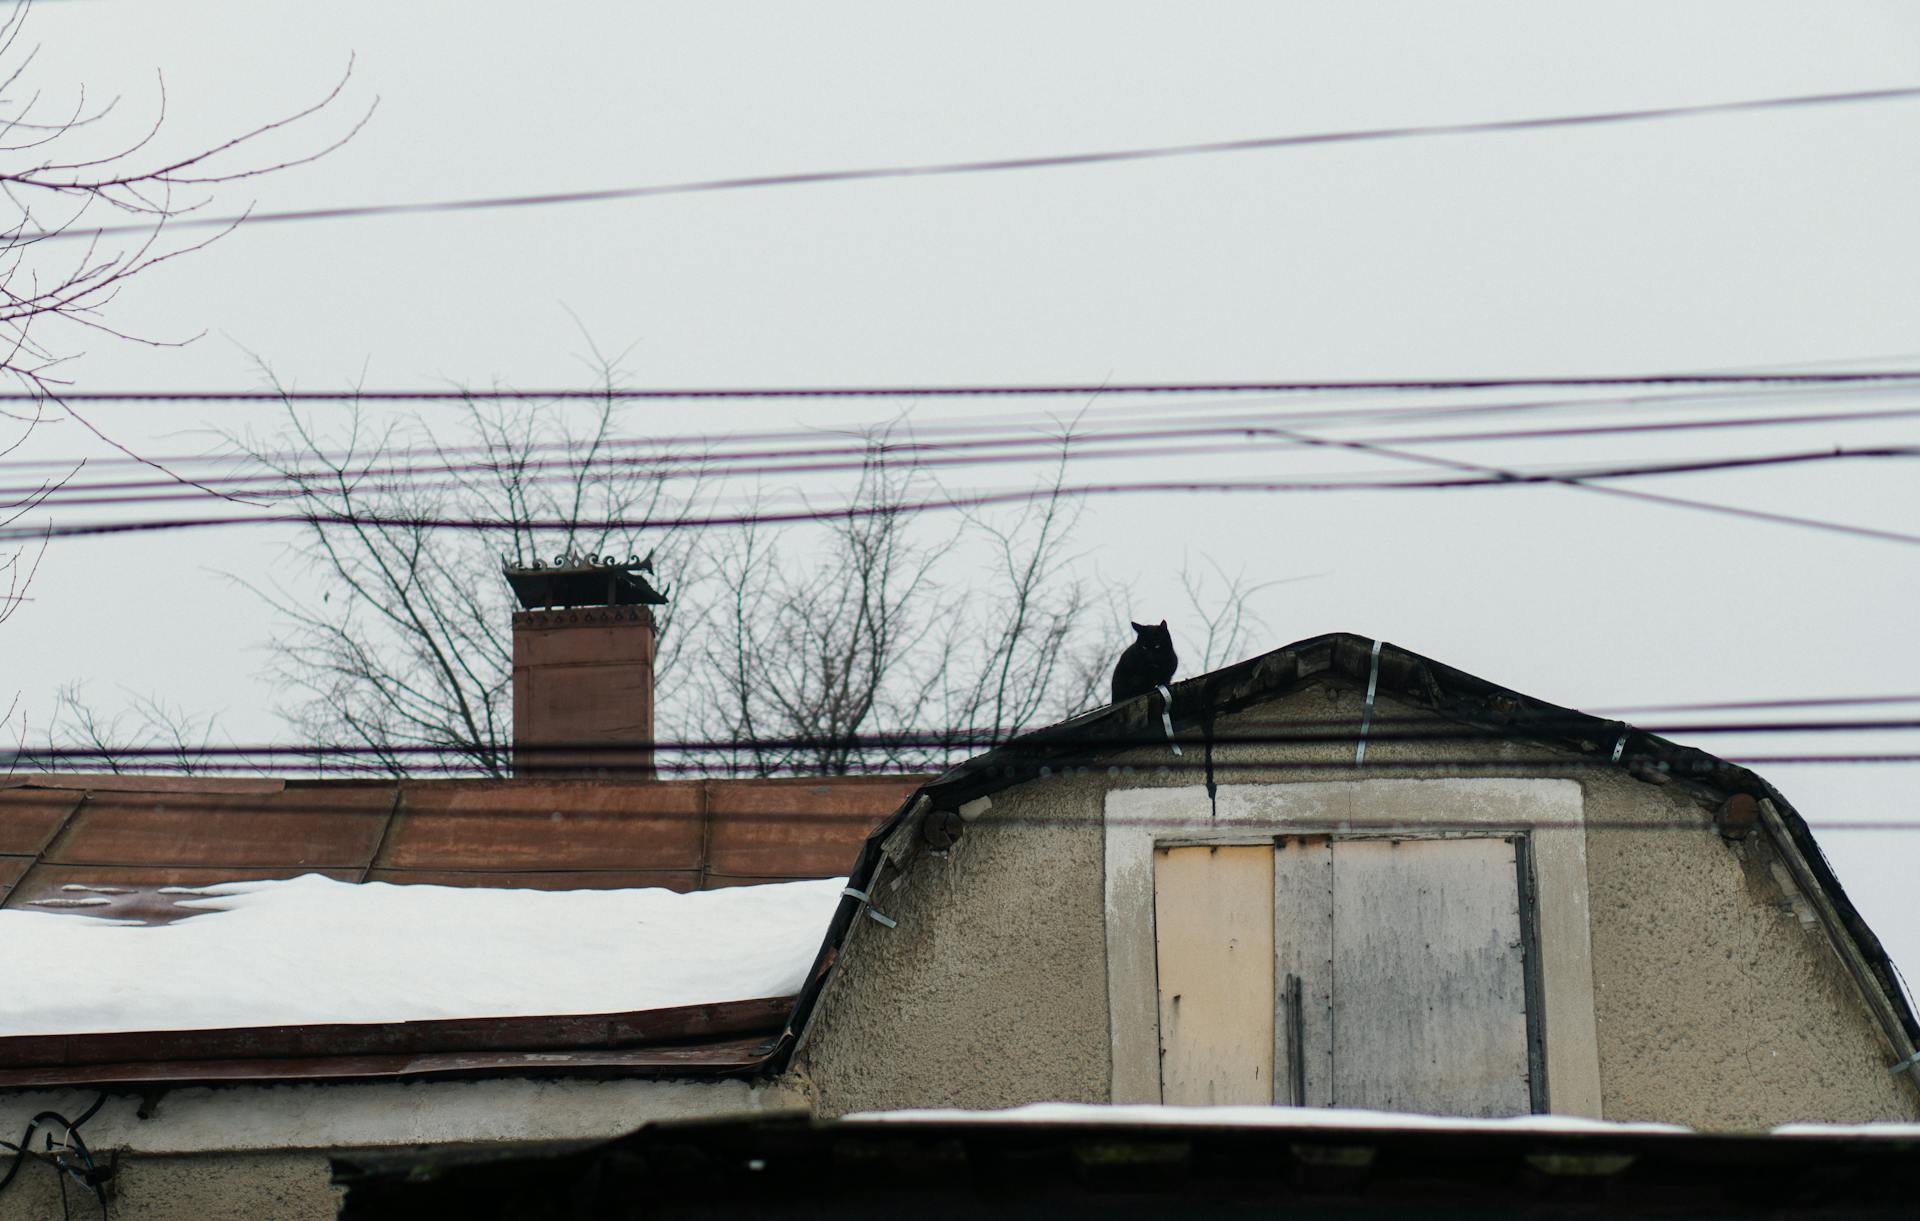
[16,400,1920,506]
[1,765,1915,831]
[29,83,1920,245]
[1265,425,1920,547]
[7,380,1912,475]
[6,447,1915,545]
[15,371,1920,403]
[1594,694,1920,714]
[14,715,1920,758]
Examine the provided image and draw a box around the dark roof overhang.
[0,996,790,1089]
[333,1110,1920,1217]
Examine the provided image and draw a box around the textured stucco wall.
[0,1076,805,1219]
[797,678,1919,1128]
[799,776,1113,1115]
[0,1151,339,1221]
[1579,766,1919,1127]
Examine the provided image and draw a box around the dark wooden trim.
[0,995,793,1070]
[0,1037,779,1089]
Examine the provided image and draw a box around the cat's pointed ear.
[1130,621,1147,634]
[1158,620,1168,630]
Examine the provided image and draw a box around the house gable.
[790,636,1920,1128]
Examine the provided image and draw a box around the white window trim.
[1104,778,1602,1117]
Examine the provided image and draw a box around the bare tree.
[233,392,1274,780]
[0,3,366,399]
[684,423,1123,776]
[687,436,949,775]
[0,0,362,762]
[18,683,221,775]
[231,349,702,776]
[1178,554,1299,674]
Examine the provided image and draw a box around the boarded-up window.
[1154,835,1539,1117]
[1153,845,1275,1105]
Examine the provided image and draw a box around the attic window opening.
[1103,779,1602,1119]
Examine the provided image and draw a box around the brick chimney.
[505,554,667,779]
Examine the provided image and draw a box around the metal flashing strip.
[841,887,897,929]
[1354,640,1384,765]
[1155,684,1183,756]
[1754,797,1920,1087]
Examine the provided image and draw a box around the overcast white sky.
[4,2,1919,981]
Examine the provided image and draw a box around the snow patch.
[843,1102,1693,1135]
[1770,1122,1920,1138]
[0,873,843,1036]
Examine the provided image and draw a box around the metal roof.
[0,773,920,922]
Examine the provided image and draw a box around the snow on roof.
[844,1105,1920,1140]
[843,1102,1692,1135]
[1770,1123,1920,1138]
[1,873,843,1036]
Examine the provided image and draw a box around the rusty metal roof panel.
[0,855,31,903]
[706,777,920,879]
[363,867,703,892]
[0,788,82,856]
[42,786,398,870]
[378,780,707,872]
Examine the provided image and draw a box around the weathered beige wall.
[799,678,1920,1128]
[798,775,1113,1115]
[0,1151,338,1221]
[1578,764,1919,1127]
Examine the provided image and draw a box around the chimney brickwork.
[511,604,656,779]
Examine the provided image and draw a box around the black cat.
[1111,620,1178,703]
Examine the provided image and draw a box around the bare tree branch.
[0,3,363,753]
[231,338,704,776]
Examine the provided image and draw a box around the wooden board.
[1329,837,1531,1118]
[1272,835,1333,1106]
[1153,844,1274,1105]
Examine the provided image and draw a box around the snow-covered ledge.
[1103,779,1601,1117]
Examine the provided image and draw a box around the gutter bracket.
[1891,1049,1920,1077]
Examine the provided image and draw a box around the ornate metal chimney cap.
[503,549,667,610]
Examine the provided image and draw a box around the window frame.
[1103,778,1601,1116]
